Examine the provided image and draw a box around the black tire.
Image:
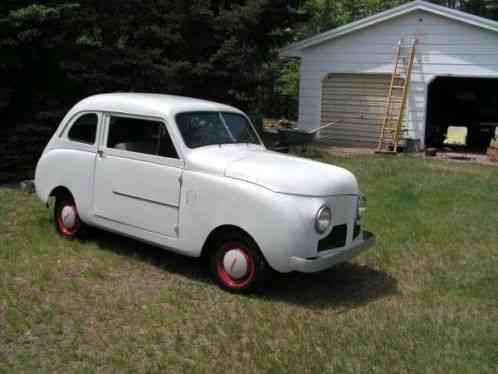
[54,194,83,238]
[209,232,269,293]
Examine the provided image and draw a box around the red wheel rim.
[216,243,256,290]
[57,203,80,237]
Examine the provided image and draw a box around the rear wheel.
[209,234,269,293]
[54,195,82,238]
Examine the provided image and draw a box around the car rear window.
[68,113,98,144]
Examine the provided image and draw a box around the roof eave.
[280,0,498,57]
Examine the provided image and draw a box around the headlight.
[315,205,332,233]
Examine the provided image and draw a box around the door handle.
[97,150,105,158]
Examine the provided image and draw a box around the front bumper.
[289,231,375,273]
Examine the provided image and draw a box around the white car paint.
[35,93,375,273]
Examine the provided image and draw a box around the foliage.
[1,155,497,372]
[0,0,299,182]
[2,0,498,181]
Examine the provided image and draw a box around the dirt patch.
[311,144,497,166]
[421,151,498,167]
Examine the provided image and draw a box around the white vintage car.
[35,93,375,292]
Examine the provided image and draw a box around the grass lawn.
[1,155,497,373]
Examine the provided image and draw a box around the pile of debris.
[487,140,498,162]
[262,118,297,131]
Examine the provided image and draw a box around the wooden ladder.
[376,37,417,153]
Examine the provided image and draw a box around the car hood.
[185,145,359,196]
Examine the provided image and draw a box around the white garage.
[281,0,498,150]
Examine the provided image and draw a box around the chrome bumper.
[289,231,376,273]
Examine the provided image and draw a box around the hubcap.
[61,206,77,229]
[223,249,249,279]
[216,243,256,290]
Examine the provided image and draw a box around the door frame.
[98,111,185,169]
[92,112,185,237]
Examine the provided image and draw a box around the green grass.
[1,155,497,373]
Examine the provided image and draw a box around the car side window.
[107,116,179,159]
[68,113,98,144]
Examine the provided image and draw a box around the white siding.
[297,10,498,146]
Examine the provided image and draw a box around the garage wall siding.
[297,10,498,147]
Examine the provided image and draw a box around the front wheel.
[54,195,82,238]
[209,235,269,293]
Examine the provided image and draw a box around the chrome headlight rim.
[315,205,332,234]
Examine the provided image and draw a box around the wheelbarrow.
[271,120,341,152]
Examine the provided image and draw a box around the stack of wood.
[487,139,498,162]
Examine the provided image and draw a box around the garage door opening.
[426,77,498,152]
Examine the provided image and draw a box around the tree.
[0,0,298,181]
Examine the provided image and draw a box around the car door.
[93,113,183,237]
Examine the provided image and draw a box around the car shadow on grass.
[84,228,399,311]
[260,264,399,310]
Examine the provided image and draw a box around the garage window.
[68,113,98,145]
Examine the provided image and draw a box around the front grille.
[317,224,347,252]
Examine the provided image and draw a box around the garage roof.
[281,0,498,57]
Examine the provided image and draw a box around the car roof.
[69,93,244,119]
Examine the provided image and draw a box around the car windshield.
[176,112,260,149]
